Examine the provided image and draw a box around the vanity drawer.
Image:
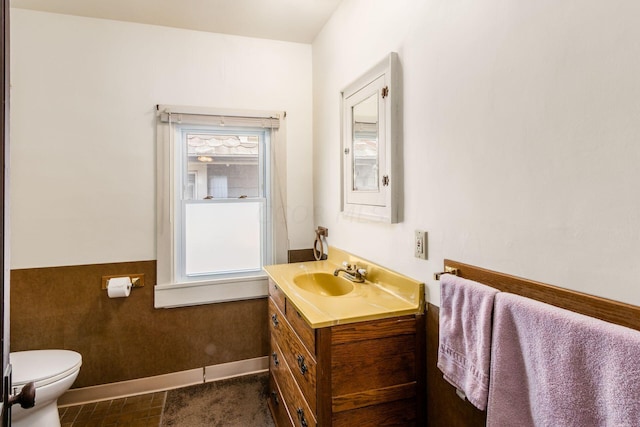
[269,371,294,426]
[271,345,317,427]
[270,335,288,379]
[269,279,316,356]
[269,300,318,413]
[269,279,287,315]
[269,297,286,335]
[285,301,316,356]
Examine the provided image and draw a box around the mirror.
[341,52,401,223]
[352,92,379,192]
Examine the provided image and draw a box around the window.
[179,128,267,280]
[155,105,288,308]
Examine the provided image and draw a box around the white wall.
[10,9,314,269]
[313,0,640,306]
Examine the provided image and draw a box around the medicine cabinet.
[341,52,401,223]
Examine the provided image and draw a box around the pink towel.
[437,274,499,410]
[488,292,640,427]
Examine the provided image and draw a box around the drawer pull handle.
[296,355,308,375]
[271,313,279,327]
[271,390,279,405]
[272,352,280,367]
[296,408,308,427]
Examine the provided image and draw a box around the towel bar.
[434,266,459,280]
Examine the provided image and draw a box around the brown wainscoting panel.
[429,260,640,426]
[10,261,269,388]
[287,249,317,263]
[444,259,640,331]
[426,303,486,427]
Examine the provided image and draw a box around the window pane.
[184,201,262,276]
[186,172,197,200]
[186,133,260,199]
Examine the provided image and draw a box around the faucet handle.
[342,261,351,269]
[357,268,367,277]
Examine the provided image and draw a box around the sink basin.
[293,272,355,297]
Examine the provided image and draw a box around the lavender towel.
[437,274,499,410]
[487,292,640,427]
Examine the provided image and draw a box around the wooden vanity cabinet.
[267,279,426,427]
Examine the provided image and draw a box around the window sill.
[154,273,269,308]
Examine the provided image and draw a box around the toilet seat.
[11,350,82,388]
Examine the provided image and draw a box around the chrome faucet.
[333,262,367,283]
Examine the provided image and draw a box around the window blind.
[157,104,281,129]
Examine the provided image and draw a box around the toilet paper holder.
[101,274,145,290]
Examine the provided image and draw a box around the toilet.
[10,350,82,427]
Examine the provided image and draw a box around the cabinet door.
[341,52,400,223]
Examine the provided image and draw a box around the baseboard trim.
[58,356,269,407]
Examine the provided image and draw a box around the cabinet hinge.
[381,86,389,98]
[382,175,390,186]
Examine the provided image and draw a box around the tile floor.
[59,391,166,427]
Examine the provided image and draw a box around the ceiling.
[10,0,343,44]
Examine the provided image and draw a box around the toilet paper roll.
[107,277,132,298]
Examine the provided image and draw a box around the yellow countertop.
[263,247,425,328]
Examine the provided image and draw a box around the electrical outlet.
[415,230,427,260]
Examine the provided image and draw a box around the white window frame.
[176,125,270,283]
[155,105,288,308]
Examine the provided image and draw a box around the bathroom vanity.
[264,248,425,427]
